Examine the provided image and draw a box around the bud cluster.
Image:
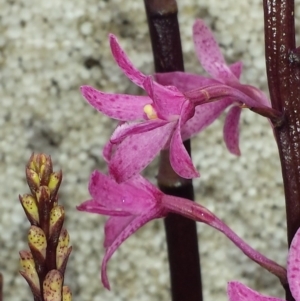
[19,154,72,301]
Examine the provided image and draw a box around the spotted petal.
[108,121,177,182]
[110,34,146,88]
[101,207,164,290]
[227,282,284,301]
[223,106,242,156]
[81,85,151,121]
[193,19,239,83]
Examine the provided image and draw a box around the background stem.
[263,0,300,300]
[143,1,203,301]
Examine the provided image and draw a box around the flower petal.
[169,120,200,179]
[109,34,146,88]
[287,228,300,301]
[193,19,238,83]
[230,61,243,79]
[223,106,242,156]
[109,121,176,182]
[155,72,219,92]
[104,216,135,248]
[181,98,232,141]
[86,170,156,213]
[77,199,131,216]
[110,119,170,144]
[80,85,151,121]
[143,76,186,119]
[227,282,284,301]
[101,207,164,289]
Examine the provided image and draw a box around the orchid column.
[143,1,202,301]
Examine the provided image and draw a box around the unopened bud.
[62,286,72,301]
[49,206,64,238]
[26,168,40,194]
[36,186,51,204]
[19,250,40,292]
[43,270,63,301]
[27,153,53,188]
[56,229,71,270]
[48,171,62,197]
[28,226,47,260]
[19,194,39,224]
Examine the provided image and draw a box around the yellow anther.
[143,104,158,120]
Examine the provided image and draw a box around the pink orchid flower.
[81,34,259,182]
[77,170,286,290]
[81,34,202,182]
[228,227,300,301]
[156,19,271,155]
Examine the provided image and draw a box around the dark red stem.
[263,1,300,300]
[143,1,202,301]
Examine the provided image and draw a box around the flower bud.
[35,186,51,204]
[56,229,72,271]
[62,286,72,301]
[49,206,64,239]
[19,250,40,294]
[19,194,39,224]
[48,171,62,197]
[28,226,47,260]
[43,270,63,301]
[26,168,40,195]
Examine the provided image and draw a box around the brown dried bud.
[43,270,63,301]
[19,194,39,225]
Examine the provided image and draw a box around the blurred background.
[0,0,293,300]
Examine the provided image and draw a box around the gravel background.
[0,0,294,300]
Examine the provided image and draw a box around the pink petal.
[103,119,170,163]
[109,121,176,182]
[81,86,151,121]
[86,171,156,213]
[227,282,284,301]
[223,106,242,156]
[181,98,232,141]
[230,61,243,79]
[155,72,219,92]
[104,216,135,248]
[143,76,186,119]
[109,119,169,144]
[169,120,200,179]
[193,19,238,83]
[287,228,300,301]
[109,34,146,88]
[77,199,131,216]
[101,207,164,289]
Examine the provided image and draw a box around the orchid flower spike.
[156,19,273,156]
[228,227,300,301]
[77,171,286,289]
